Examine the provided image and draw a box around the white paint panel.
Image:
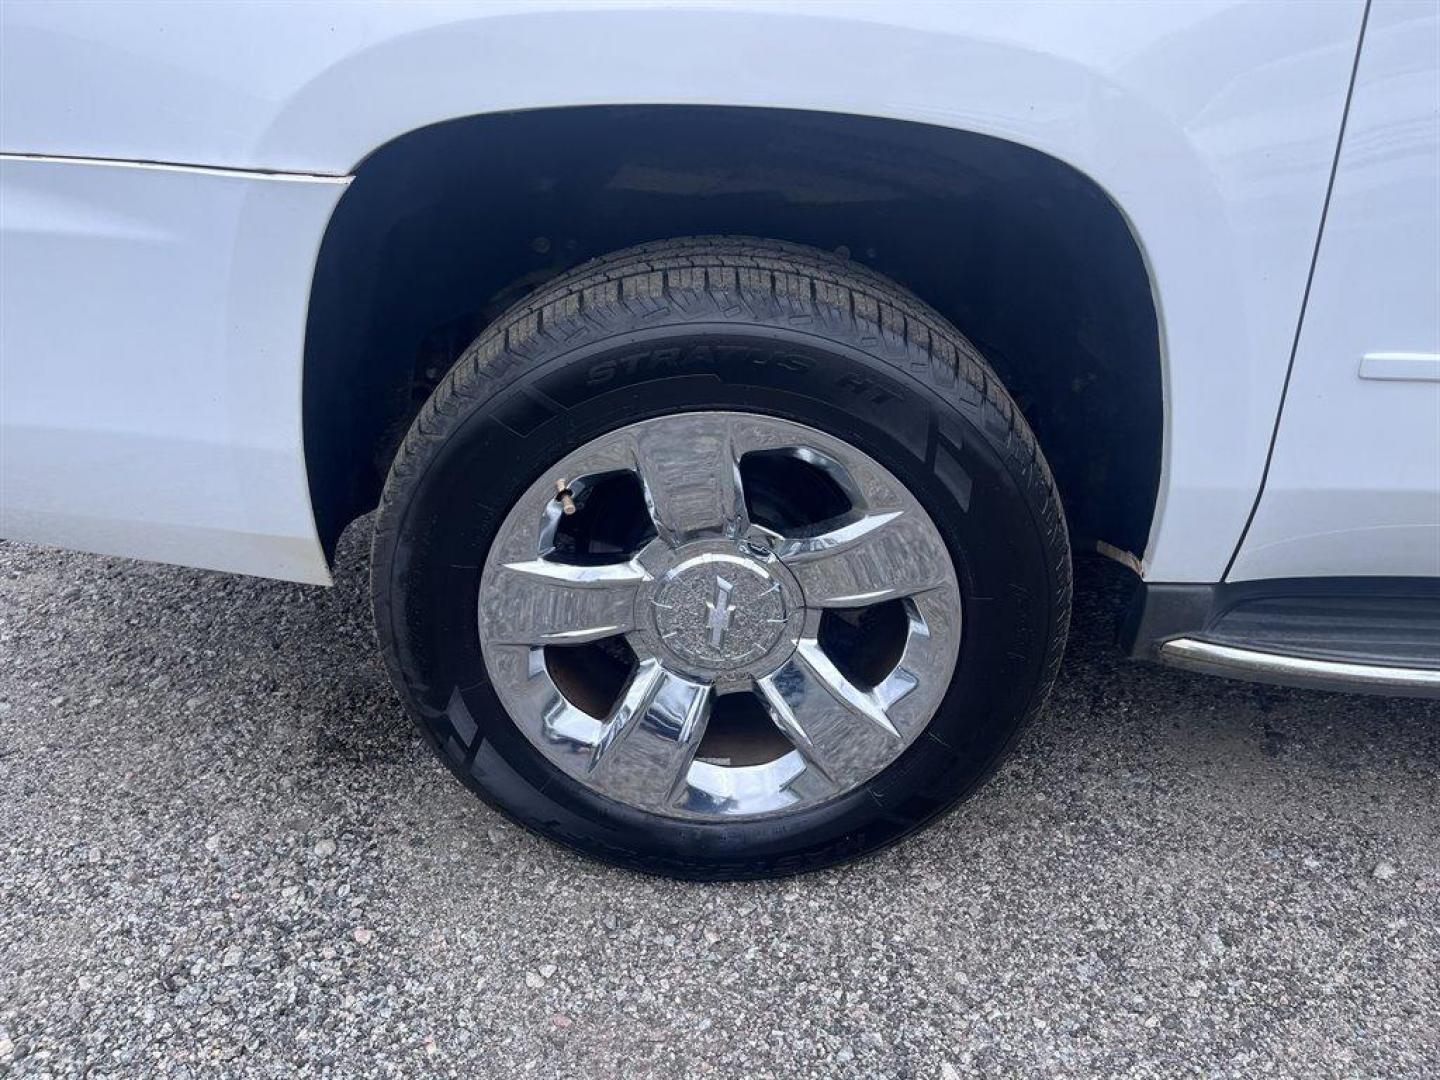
[0,159,347,584]
[0,1,1368,581]
[1230,0,1440,582]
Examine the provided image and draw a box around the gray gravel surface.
[1,527,1437,1079]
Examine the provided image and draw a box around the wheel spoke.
[588,661,712,810]
[480,558,648,645]
[630,414,749,545]
[756,640,903,788]
[776,510,952,607]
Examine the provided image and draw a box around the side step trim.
[1160,638,1440,699]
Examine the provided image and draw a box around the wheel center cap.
[649,552,790,672]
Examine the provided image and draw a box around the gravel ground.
[0,526,1436,1079]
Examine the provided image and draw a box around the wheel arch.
[302,105,1165,570]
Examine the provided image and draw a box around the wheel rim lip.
[477,410,963,821]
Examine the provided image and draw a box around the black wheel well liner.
[303,105,1162,563]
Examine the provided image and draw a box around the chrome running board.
[1160,638,1440,699]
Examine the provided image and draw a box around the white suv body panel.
[0,159,346,584]
[2,0,1427,588]
[1228,0,1440,582]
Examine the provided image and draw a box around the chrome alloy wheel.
[477,412,962,820]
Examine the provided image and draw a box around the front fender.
[1,0,1366,581]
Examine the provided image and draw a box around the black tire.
[372,236,1070,880]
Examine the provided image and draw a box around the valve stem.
[555,479,577,516]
